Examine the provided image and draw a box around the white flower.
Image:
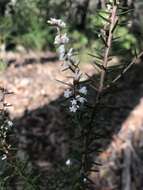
[54,33,69,45]
[54,35,61,45]
[66,159,72,166]
[76,95,87,104]
[79,86,87,95]
[61,33,69,44]
[69,103,79,112]
[69,105,78,112]
[7,120,13,127]
[58,45,65,60]
[71,99,77,105]
[64,89,72,98]
[2,154,7,160]
[83,178,87,182]
[106,4,112,10]
[47,18,66,28]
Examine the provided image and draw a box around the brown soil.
[1,51,143,189]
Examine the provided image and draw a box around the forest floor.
[0,51,96,188]
[1,51,143,189]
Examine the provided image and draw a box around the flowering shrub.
[0,1,142,190]
[47,1,142,189]
[48,18,88,112]
[0,88,13,161]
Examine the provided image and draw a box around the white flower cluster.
[48,18,74,70]
[0,119,13,160]
[48,18,88,112]
[47,18,66,28]
[0,120,13,137]
[64,86,87,112]
[54,33,69,45]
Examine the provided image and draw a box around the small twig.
[107,51,143,87]
[81,4,119,187]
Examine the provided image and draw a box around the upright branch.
[81,2,120,188]
[98,3,118,98]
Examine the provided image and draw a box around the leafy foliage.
[0,0,142,53]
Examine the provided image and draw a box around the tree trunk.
[69,0,90,30]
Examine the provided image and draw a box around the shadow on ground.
[10,57,143,189]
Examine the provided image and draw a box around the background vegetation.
[0,0,143,57]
